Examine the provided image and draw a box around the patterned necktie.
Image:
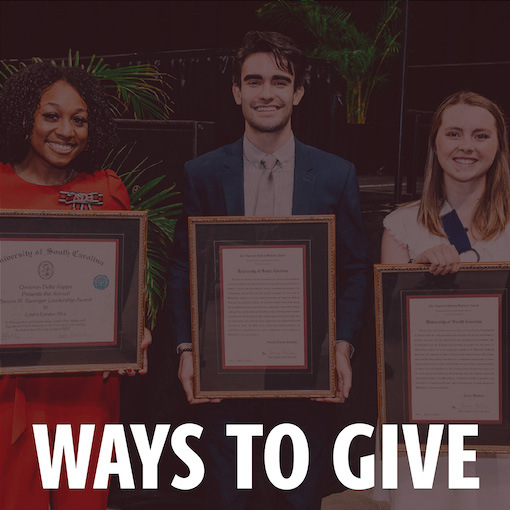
[254,154,278,216]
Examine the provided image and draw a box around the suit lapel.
[292,139,316,215]
[221,139,245,215]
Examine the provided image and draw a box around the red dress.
[0,162,130,509]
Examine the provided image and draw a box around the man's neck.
[244,125,293,154]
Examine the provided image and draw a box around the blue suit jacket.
[167,137,371,347]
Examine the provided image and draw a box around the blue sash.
[440,209,472,254]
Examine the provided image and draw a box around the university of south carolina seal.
[93,275,109,290]
[38,261,54,280]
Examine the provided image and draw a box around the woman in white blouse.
[376,91,510,509]
[382,91,510,270]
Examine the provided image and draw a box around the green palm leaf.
[0,60,26,83]
[107,143,182,329]
[62,50,172,120]
[0,50,172,120]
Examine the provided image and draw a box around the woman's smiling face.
[27,80,89,170]
[435,103,498,187]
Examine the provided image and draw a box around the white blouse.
[374,200,510,510]
[384,201,510,262]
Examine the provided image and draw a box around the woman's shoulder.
[384,200,420,223]
[0,161,14,174]
[76,168,120,183]
[103,169,130,210]
[0,163,16,207]
[75,169,130,210]
[383,200,422,246]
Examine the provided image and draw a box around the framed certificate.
[375,263,510,452]
[189,216,336,398]
[0,210,147,374]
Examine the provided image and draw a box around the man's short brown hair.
[233,31,309,90]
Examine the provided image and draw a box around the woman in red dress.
[0,62,150,509]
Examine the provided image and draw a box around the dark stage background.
[1,1,509,180]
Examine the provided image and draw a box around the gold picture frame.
[0,209,147,374]
[375,263,510,453]
[189,215,336,398]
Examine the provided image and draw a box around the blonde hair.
[418,91,510,239]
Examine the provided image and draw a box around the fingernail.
[127,369,132,373]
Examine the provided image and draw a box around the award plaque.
[0,210,147,374]
[375,263,510,452]
[189,215,336,398]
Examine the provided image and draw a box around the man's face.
[232,52,304,135]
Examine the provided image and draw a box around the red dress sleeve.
[104,169,131,211]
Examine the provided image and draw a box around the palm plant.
[257,0,402,124]
[0,51,180,326]
[102,145,182,328]
[0,50,172,119]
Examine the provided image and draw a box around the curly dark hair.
[0,62,117,173]
[233,31,309,90]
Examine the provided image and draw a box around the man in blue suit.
[168,31,371,509]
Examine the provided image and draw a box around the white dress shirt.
[242,134,295,216]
